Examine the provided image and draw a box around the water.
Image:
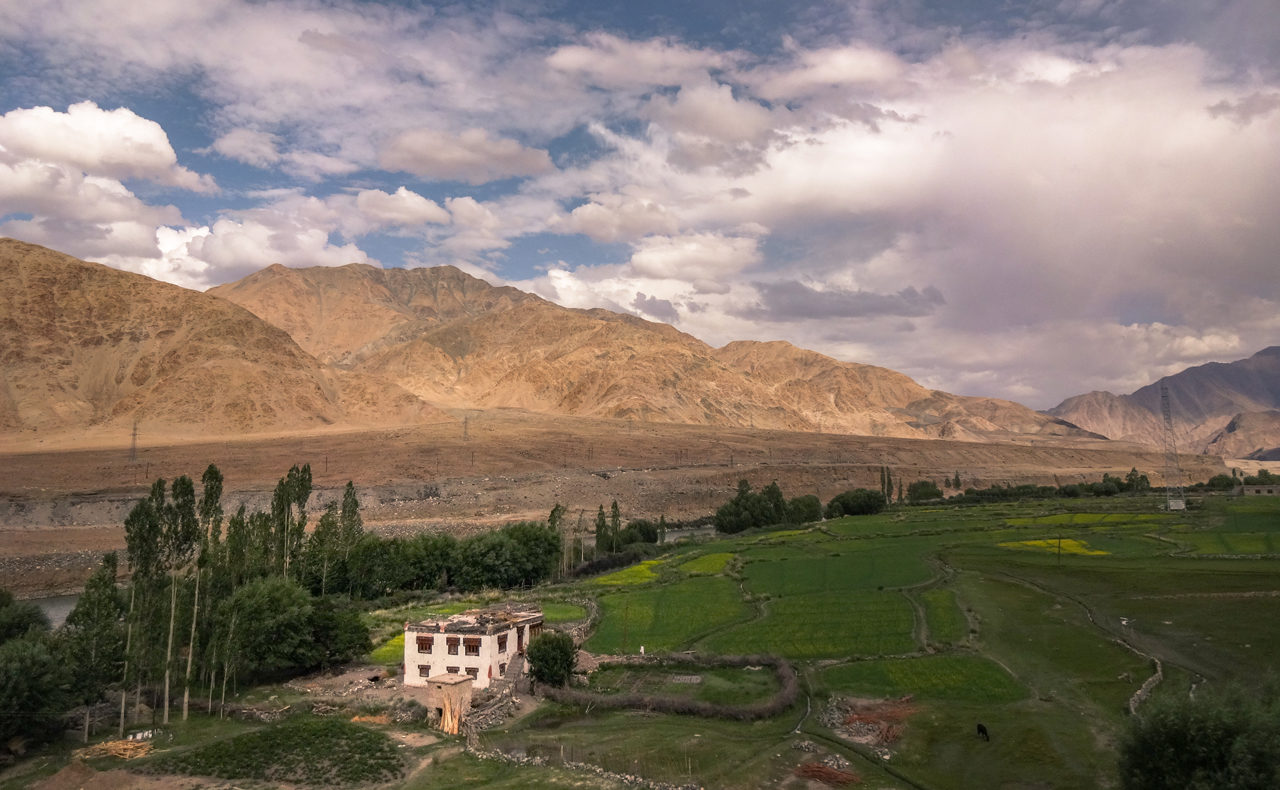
[29,593,79,628]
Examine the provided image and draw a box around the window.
[497,634,508,653]
[446,636,459,655]
[447,666,459,674]
[464,637,481,656]
[499,663,507,675]
[416,635,433,654]
[418,664,431,677]
[465,667,479,678]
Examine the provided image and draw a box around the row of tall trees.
[116,464,369,735]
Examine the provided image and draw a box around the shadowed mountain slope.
[1048,347,1280,455]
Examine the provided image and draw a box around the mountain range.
[3,238,1094,445]
[1046,347,1280,459]
[6,238,1275,458]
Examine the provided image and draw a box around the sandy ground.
[0,408,1228,597]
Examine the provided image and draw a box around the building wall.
[404,622,532,690]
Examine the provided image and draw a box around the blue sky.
[1,0,1278,408]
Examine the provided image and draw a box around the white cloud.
[378,127,553,184]
[0,102,215,191]
[628,233,761,292]
[746,43,907,99]
[210,128,281,167]
[547,32,732,89]
[560,194,680,242]
[187,217,370,276]
[355,187,450,228]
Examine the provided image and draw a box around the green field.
[584,575,750,654]
[30,494,1280,790]
[587,663,780,705]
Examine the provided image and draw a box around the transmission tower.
[129,421,138,463]
[1159,384,1186,511]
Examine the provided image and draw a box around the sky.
[1,0,1278,409]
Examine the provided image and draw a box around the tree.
[1119,681,1280,789]
[825,489,886,518]
[62,553,125,741]
[786,494,823,524]
[527,630,576,687]
[0,588,50,645]
[222,577,319,682]
[906,480,943,504]
[309,597,371,669]
[594,505,612,553]
[0,633,72,751]
[1125,467,1151,493]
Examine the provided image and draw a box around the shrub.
[825,489,886,518]
[527,631,576,687]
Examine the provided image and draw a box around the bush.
[527,631,576,687]
[1119,681,1280,789]
[786,494,823,524]
[825,489,886,518]
[906,480,943,504]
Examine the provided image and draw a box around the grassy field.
[584,575,750,654]
[144,718,405,785]
[30,493,1280,790]
[587,663,780,705]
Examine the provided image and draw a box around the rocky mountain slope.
[210,262,1094,442]
[0,239,442,440]
[1048,346,1280,456]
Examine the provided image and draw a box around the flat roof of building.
[406,603,543,635]
[425,673,474,686]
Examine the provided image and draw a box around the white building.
[403,604,543,690]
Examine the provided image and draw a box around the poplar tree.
[63,553,124,741]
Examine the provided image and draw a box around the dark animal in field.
[976,723,989,741]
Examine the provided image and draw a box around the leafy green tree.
[786,494,823,524]
[160,474,200,724]
[222,577,319,682]
[527,630,576,687]
[307,502,342,595]
[0,633,72,751]
[906,480,943,503]
[1119,681,1280,789]
[825,488,886,518]
[594,505,615,553]
[1204,474,1237,491]
[0,588,50,645]
[62,553,124,740]
[309,597,371,669]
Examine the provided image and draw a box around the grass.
[584,575,750,654]
[919,588,968,645]
[703,590,917,659]
[819,654,1028,703]
[587,663,780,705]
[405,752,629,789]
[540,601,588,623]
[998,537,1111,555]
[370,632,405,666]
[592,559,663,586]
[677,552,733,575]
[144,718,404,785]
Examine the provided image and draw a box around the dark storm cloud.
[632,291,680,323]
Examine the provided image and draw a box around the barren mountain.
[0,239,442,441]
[1203,411,1280,460]
[211,262,1095,441]
[1048,346,1280,454]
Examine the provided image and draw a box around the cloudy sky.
[2,0,1278,409]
